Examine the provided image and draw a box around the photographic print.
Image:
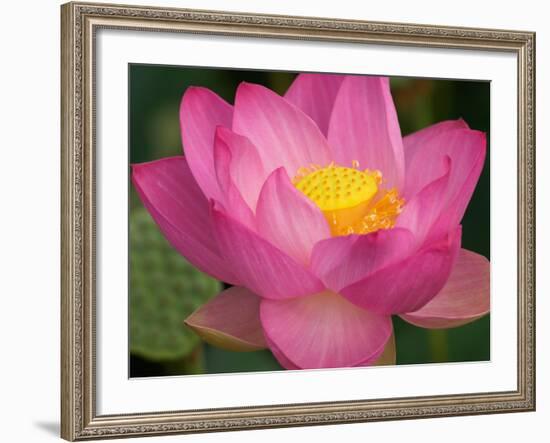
[129,66,490,377]
[61,4,535,439]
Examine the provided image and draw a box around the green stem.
[428,329,448,362]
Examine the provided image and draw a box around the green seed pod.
[130,206,221,361]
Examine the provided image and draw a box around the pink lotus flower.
[132,73,489,369]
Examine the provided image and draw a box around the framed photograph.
[61,1,535,440]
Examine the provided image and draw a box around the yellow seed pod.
[294,165,378,212]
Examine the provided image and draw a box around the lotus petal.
[256,168,330,265]
[401,249,490,328]
[328,76,405,190]
[180,87,233,201]
[261,291,392,369]
[284,73,345,135]
[185,286,267,351]
[233,82,333,178]
[340,227,462,315]
[310,228,414,292]
[211,205,324,299]
[132,157,238,284]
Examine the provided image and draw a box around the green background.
[129,65,490,377]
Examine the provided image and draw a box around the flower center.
[293,162,404,236]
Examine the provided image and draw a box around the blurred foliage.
[130,207,221,367]
[129,64,490,376]
[204,346,282,374]
[393,316,490,365]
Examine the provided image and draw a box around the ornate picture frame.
[61,1,535,440]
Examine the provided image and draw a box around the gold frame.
[61,1,536,440]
